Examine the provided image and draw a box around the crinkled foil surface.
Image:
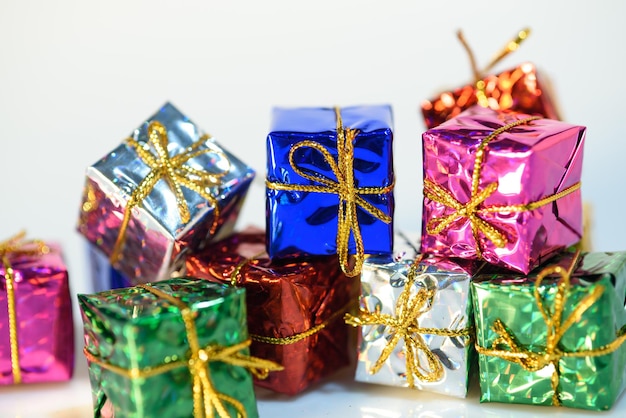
[78,277,258,418]
[266,105,394,259]
[472,251,626,410]
[78,102,255,282]
[355,255,478,398]
[0,244,74,385]
[421,105,585,273]
[185,228,356,395]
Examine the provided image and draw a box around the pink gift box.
[420,105,585,273]
[1,242,74,385]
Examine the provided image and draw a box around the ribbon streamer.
[84,283,283,418]
[266,107,394,277]
[476,250,626,406]
[424,116,581,259]
[110,121,230,265]
[0,231,50,384]
[457,27,531,107]
[344,256,471,387]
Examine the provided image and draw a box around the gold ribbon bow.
[84,283,283,418]
[266,107,394,277]
[344,257,471,387]
[424,117,581,259]
[457,27,531,107]
[110,121,230,264]
[0,231,50,384]
[476,250,626,406]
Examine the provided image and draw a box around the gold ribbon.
[110,121,230,265]
[0,231,50,384]
[476,250,626,406]
[424,116,581,259]
[344,256,472,387]
[265,107,394,277]
[227,252,355,345]
[84,283,283,418]
[457,27,531,107]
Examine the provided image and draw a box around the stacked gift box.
[4,27,625,417]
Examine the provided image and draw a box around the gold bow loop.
[457,27,531,107]
[1,231,50,384]
[110,121,231,264]
[266,107,394,277]
[345,259,471,387]
[84,283,283,418]
[423,116,581,259]
[476,251,626,406]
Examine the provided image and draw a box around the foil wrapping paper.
[421,106,585,273]
[78,277,258,418]
[185,228,356,395]
[421,62,560,129]
[266,105,394,259]
[355,255,479,398]
[472,251,626,410]
[77,102,255,283]
[86,243,131,292]
[0,244,74,385]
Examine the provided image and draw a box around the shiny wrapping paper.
[353,254,479,398]
[0,244,74,385]
[86,244,131,292]
[471,251,626,410]
[421,106,585,273]
[266,105,394,259]
[421,62,560,129]
[185,228,356,395]
[77,102,255,283]
[78,278,259,418]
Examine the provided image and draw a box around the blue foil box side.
[86,243,132,292]
[266,105,394,259]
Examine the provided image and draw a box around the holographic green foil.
[472,251,626,410]
[78,277,258,418]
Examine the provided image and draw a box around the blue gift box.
[266,105,395,274]
[86,243,132,291]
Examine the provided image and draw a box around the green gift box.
[78,277,279,418]
[471,251,626,410]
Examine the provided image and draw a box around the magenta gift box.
[1,242,74,385]
[420,105,585,273]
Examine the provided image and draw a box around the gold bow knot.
[424,116,581,259]
[345,259,471,387]
[110,121,230,264]
[266,107,394,277]
[476,251,626,406]
[1,231,50,384]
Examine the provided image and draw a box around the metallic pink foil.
[420,106,585,274]
[0,244,74,385]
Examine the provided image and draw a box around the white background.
[1,1,625,417]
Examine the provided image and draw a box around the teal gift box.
[472,251,626,410]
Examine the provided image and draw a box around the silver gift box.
[354,253,478,398]
[77,102,255,282]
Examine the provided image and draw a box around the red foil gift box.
[185,228,356,395]
[1,233,74,385]
[421,29,560,129]
[420,106,585,274]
